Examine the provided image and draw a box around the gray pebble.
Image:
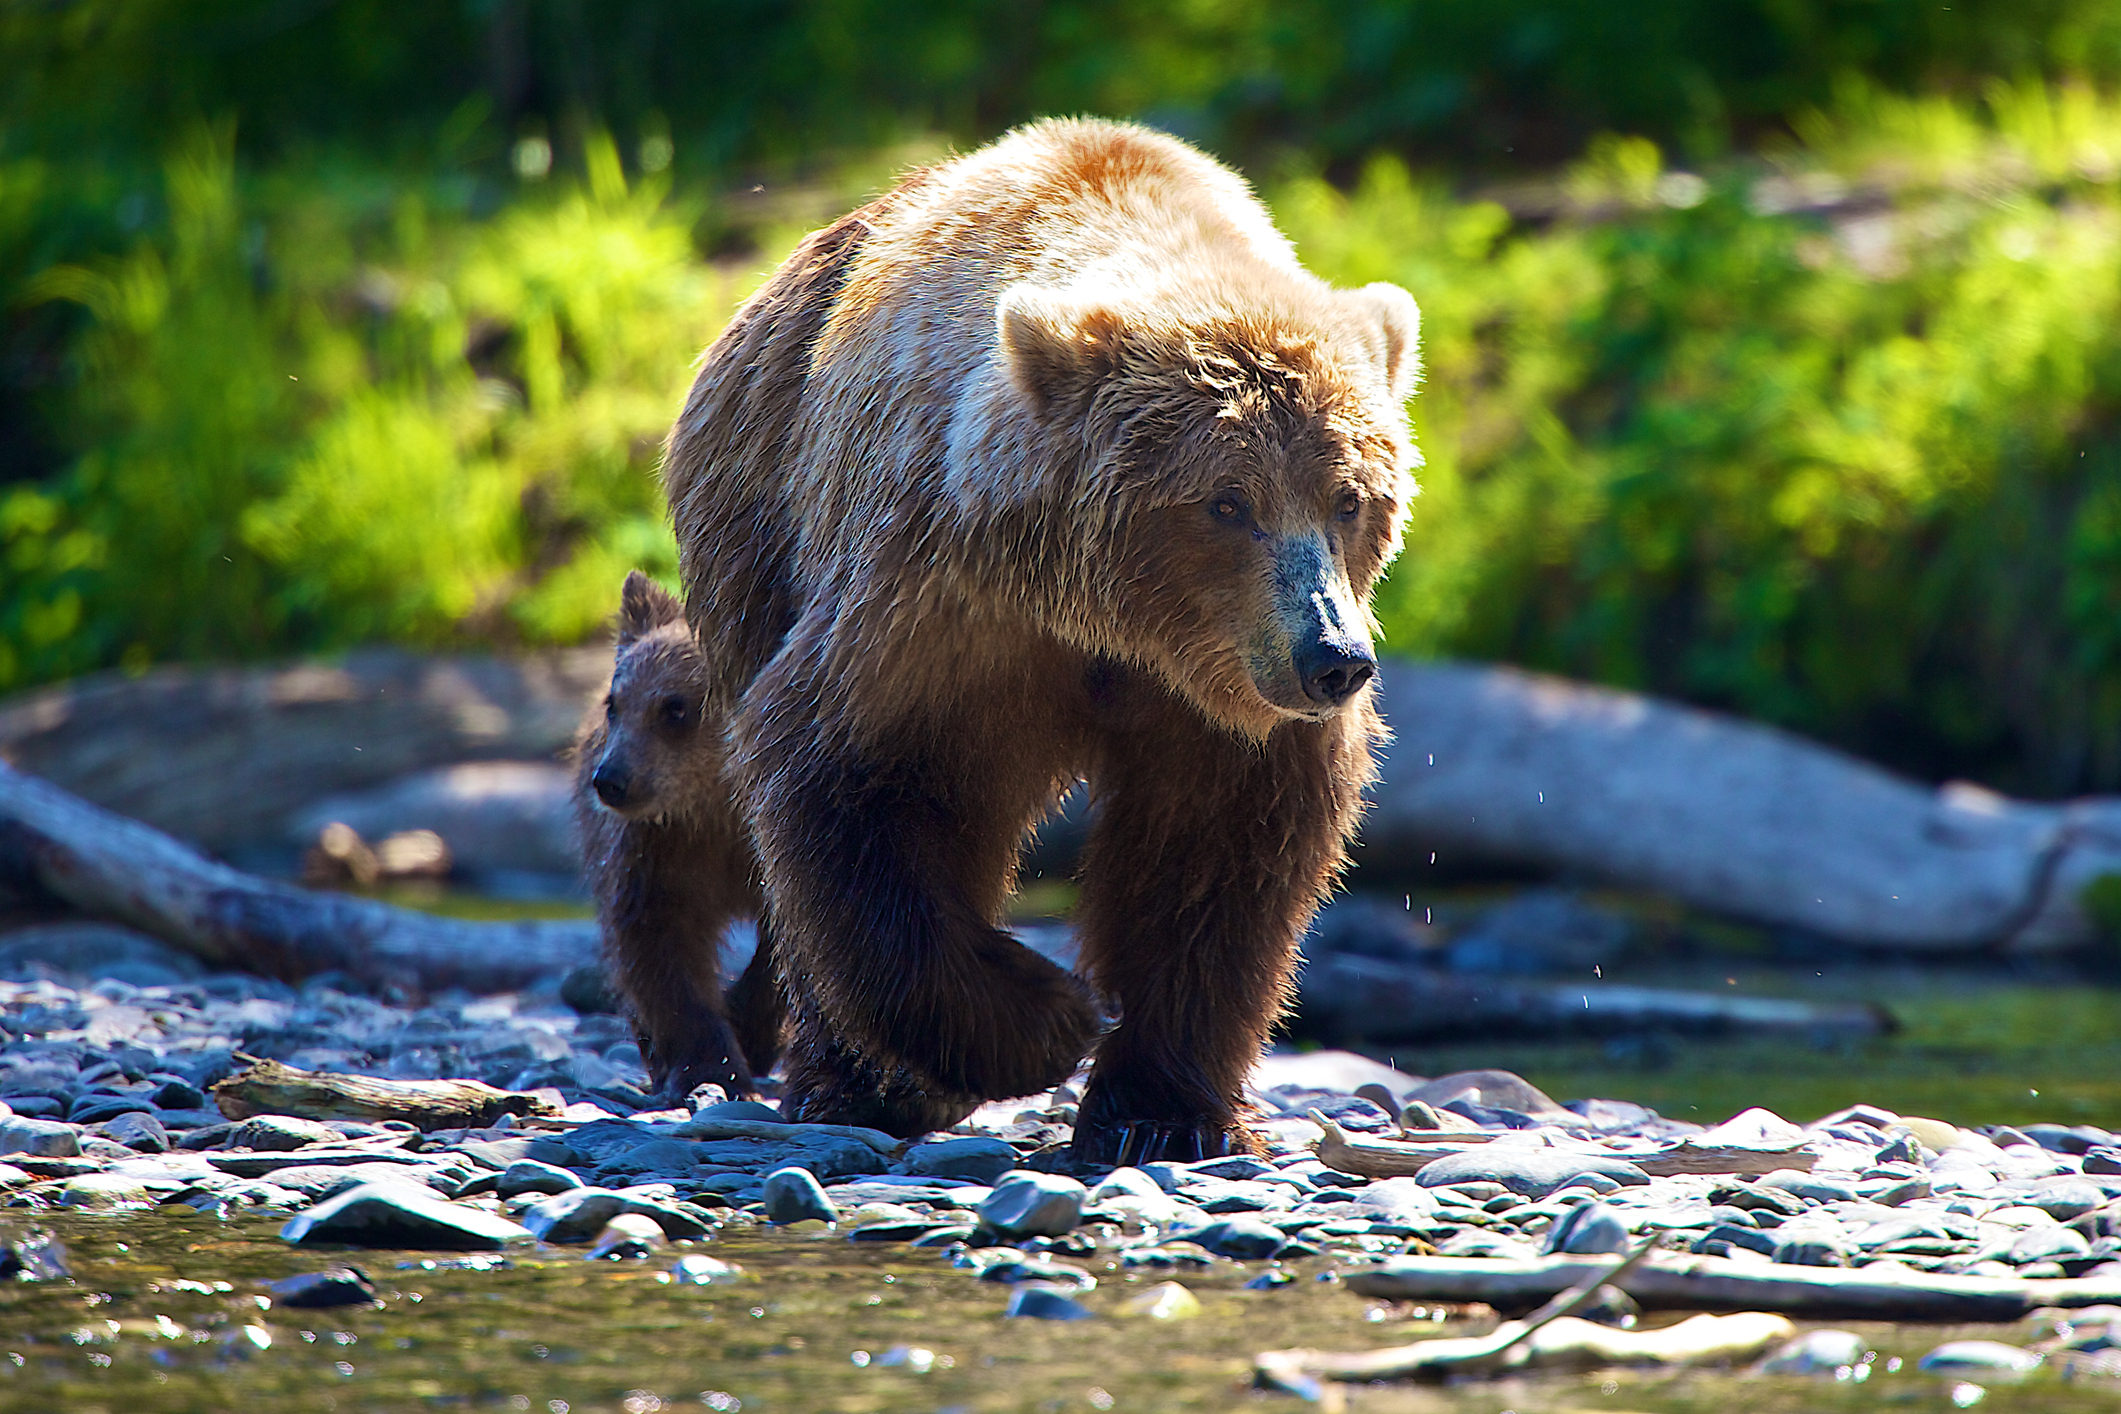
[98,1111,169,1153]
[900,1136,1016,1184]
[0,1116,80,1158]
[497,1159,584,1198]
[762,1166,838,1224]
[520,1187,715,1242]
[977,1172,1086,1238]
[1544,1201,1630,1256]
[1180,1216,1286,1260]
[1415,1148,1650,1200]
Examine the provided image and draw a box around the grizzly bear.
[658,118,1421,1163]
[572,571,783,1100]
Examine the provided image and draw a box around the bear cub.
[572,571,781,1101]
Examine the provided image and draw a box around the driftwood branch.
[0,762,597,993]
[1345,1252,2121,1322]
[213,1058,563,1129]
[1311,1114,1817,1180]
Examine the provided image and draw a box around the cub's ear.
[1345,282,1421,404]
[617,570,685,643]
[996,284,1127,415]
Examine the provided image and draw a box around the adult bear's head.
[975,277,1421,737]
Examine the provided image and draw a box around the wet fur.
[571,573,785,1100]
[658,119,1421,1160]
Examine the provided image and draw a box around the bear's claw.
[1069,1116,1246,1167]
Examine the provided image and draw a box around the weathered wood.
[1344,1252,2121,1321]
[0,762,597,993]
[1364,659,2121,951]
[213,1059,563,1130]
[1310,1114,1817,1180]
[0,647,607,853]
[1296,952,1893,1046]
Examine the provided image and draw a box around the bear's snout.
[1295,636,1376,705]
[590,756,635,810]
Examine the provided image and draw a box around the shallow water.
[0,1207,2113,1414]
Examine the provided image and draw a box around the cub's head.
[583,571,718,820]
[985,278,1420,736]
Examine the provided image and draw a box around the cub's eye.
[659,695,691,727]
[1210,492,1249,525]
[1336,491,1362,521]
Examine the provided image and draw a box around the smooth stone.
[1439,1231,1540,1260]
[2086,1148,2121,1176]
[687,1100,783,1124]
[99,1111,169,1153]
[978,1172,1086,1238]
[1251,1051,1425,1107]
[0,1117,80,1158]
[1415,1148,1649,1200]
[496,1159,583,1198]
[2009,1225,2091,1264]
[587,1213,666,1259]
[228,1116,346,1152]
[672,1254,744,1284]
[1407,1069,1565,1117]
[266,1266,378,1308]
[1695,1223,1778,1257]
[1124,1281,1201,1319]
[1181,1216,1286,1260]
[520,1187,714,1242]
[1194,1181,1290,1214]
[762,1167,838,1225]
[1773,1237,1849,1266]
[977,1257,1097,1289]
[280,1182,531,1250]
[595,1139,705,1176]
[900,1137,1017,1184]
[1091,1167,1166,1202]
[249,1161,456,1203]
[59,1173,156,1209]
[1003,1284,1093,1320]
[1918,1340,2043,1377]
[2023,1179,2107,1222]
[1544,1201,1630,1256]
[68,1093,155,1125]
[2023,1124,2110,1156]
[1762,1328,1868,1374]
[1761,1170,1858,1204]
[152,1078,209,1111]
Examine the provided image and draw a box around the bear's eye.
[1336,491,1362,521]
[1210,492,1250,526]
[659,695,691,728]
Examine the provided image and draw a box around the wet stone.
[587,1213,666,1260]
[1414,1148,1650,1200]
[978,1172,1086,1238]
[978,1257,1097,1289]
[1762,1328,1868,1374]
[762,1167,838,1225]
[281,1181,532,1250]
[900,1136,1017,1184]
[672,1254,744,1285]
[520,1187,715,1242]
[58,1173,156,1209]
[266,1266,379,1308]
[1181,1216,1287,1260]
[1918,1341,2044,1378]
[1003,1284,1093,1320]
[0,1117,80,1158]
[495,1158,583,1198]
[228,1115,344,1152]
[98,1110,169,1153]
[1543,1200,1630,1255]
[68,1092,155,1125]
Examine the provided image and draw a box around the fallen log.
[1296,952,1893,1046]
[0,762,597,994]
[213,1058,564,1130]
[1364,660,2121,951]
[1345,1252,2121,1322]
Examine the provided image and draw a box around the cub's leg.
[1069,688,1377,1166]
[581,797,767,1102]
[724,915,788,1078]
[735,659,1099,1137]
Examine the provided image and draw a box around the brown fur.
[571,572,785,1100]
[659,119,1422,1161]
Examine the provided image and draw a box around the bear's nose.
[591,761,633,809]
[1295,639,1376,706]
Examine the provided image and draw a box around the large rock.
[0,1117,80,1158]
[280,1181,531,1250]
[978,1172,1087,1238]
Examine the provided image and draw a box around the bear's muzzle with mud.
[632,117,1421,1164]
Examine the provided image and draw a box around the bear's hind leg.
[1069,693,1375,1166]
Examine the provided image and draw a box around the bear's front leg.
[737,689,1102,1138]
[1070,695,1377,1166]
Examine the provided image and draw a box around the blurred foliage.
[1286,82,2121,793]
[11,6,2121,796]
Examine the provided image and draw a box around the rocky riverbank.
[2,954,2121,1404]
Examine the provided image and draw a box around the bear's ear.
[617,570,685,643]
[1345,282,1421,404]
[996,284,1127,415]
